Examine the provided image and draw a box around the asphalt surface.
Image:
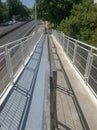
[0,21,26,37]
[0,20,40,46]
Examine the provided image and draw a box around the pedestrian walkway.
[51,35,97,130]
[0,30,97,130]
[0,34,50,130]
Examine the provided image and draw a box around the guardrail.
[0,27,44,100]
[52,29,97,96]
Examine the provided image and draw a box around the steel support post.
[73,42,77,64]
[20,43,25,66]
[35,0,37,20]
[66,38,69,55]
[84,48,93,84]
[5,46,13,82]
[61,32,64,49]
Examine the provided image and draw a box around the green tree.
[37,0,82,27]
[0,2,9,23]
[7,0,31,19]
[57,0,97,46]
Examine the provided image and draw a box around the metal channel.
[0,34,46,130]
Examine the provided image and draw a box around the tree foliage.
[0,0,32,23]
[7,0,31,19]
[57,0,97,46]
[0,3,9,22]
[37,0,82,26]
[37,0,97,46]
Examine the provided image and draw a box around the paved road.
[0,21,26,37]
[0,20,42,46]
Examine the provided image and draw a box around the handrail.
[55,30,97,51]
[52,29,97,97]
[0,34,33,49]
[64,34,97,51]
[0,26,44,103]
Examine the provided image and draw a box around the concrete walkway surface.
[51,35,97,130]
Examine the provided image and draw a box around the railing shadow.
[52,44,90,130]
[0,38,44,130]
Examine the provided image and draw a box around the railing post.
[20,43,25,66]
[60,32,62,46]
[28,38,33,56]
[84,48,93,84]
[59,33,61,46]
[66,38,69,55]
[58,33,61,44]
[73,42,77,64]
[62,32,64,49]
[5,46,13,82]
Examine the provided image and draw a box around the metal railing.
[0,27,44,99]
[52,30,97,95]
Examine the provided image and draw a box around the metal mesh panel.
[88,54,97,92]
[0,53,10,95]
[63,38,68,52]
[52,29,97,95]
[0,89,27,130]
[10,45,22,75]
[74,45,88,76]
[0,26,44,99]
[68,41,75,61]
[23,40,30,60]
[60,34,63,46]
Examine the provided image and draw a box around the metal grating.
[0,34,45,130]
[0,89,27,130]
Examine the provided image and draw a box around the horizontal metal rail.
[0,26,44,101]
[52,29,97,96]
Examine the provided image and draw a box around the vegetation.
[0,2,9,22]
[37,0,97,46]
[57,0,97,46]
[7,0,32,19]
[37,0,82,27]
[1,0,97,46]
[0,0,32,23]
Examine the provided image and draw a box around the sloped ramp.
[0,34,50,130]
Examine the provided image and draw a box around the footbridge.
[0,23,97,130]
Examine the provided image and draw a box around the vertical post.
[28,39,32,56]
[73,42,77,64]
[50,71,57,130]
[50,76,54,130]
[5,46,13,82]
[84,48,93,84]
[59,34,62,45]
[64,36,67,53]
[66,38,69,55]
[53,71,57,129]
[35,0,37,20]
[20,43,25,66]
[61,32,64,49]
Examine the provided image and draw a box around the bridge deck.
[0,34,50,130]
[52,35,97,130]
[0,32,97,130]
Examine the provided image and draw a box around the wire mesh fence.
[0,27,43,98]
[52,29,97,95]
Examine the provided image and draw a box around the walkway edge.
[52,34,97,130]
[0,34,44,106]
